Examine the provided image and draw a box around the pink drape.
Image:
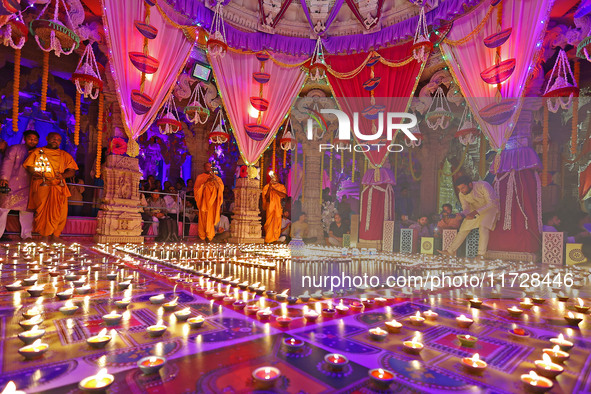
[102,0,195,152]
[440,0,554,150]
[209,51,306,165]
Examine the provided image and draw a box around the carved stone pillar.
[95,155,144,243]
[301,150,324,240]
[229,160,263,243]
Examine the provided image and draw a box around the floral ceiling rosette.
[102,0,198,156]
[209,50,306,166]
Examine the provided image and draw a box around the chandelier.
[184,82,210,124]
[72,44,103,99]
[543,49,579,113]
[425,87,453,130]
[307,37,327,81]
[455,106,479,146]
[209,110,229,144]
[410,7,432,63]
[1,13,26,49]
[30,0,80,57]
[404,124,423,148]
[208,0,228,58]
[156,94,182,135]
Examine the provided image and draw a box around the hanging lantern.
[209,111,229,144]
[29,0,80,57]
[425,87,454,130]
[362,104,385,120]
[71,44,103,99]
[480,58,516,85]
[184,82,210,124]
[244,49,271,141]
[479,98,516,125]
[484,28,512,48]
[156,94,182,135]
[129,1,156,115]
[279,129,296,151]
[543,49,579,113]
[405,125,423,148]
[207,0,228,58]
[1,14,26,49]
[454,105,479,146]
[410,7,432,63]
[307,37,327,81]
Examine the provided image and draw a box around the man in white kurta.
[441,176,499,257]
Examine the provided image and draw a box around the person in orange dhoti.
[194,162,224,242]
[262,171,287,243]
[23,132,78,241]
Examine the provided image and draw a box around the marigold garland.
[12,48,21,134]
[479,134,487,179]
[272,137,276,172]
[542,104,549,187]
[74,92,81,145]
[282,148,286,168]
[95,92,104,178]
[40,51,49,111]
[260,152,264,188]
[572,60,580,156]
[352,150,356,182]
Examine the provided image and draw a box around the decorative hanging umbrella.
[425,87,454,130]
[208,0,227,58]
[156,94,182,135]
[184,82,210,124]
[543,49,579,113]
[404,124,423,148]
[1,13,26,49]
[72,44,103,99]
[455,106,479,145]
[209,110,229,144]
[307,37,327,81]
[410,7,432,62]
[29,0,80,57]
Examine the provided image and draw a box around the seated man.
[328,213,348,246]
[213,214,230,243]
[148,189,175,242]
[437,203,463,230]
[409,215,433,238]
[278,210,291,243]
[164,186,180,241]
[542,211,561,232]
[291,212,317,243]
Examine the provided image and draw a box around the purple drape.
[171,0,480,54]
[300,0,344,31]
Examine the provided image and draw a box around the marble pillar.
[94,155,144,244]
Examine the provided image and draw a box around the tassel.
[12,48,20,134]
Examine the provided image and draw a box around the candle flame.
[472,353,480,361]
[473,297,479,302]
[524,298,531,303]
[2,381,17,393]
[12,280,21,286]
[552,345,560,352]
[578,298,584,307]
[465,335,471,339]
[568,312,575,318]
[378,368,385,378]
[149,356,157,363]
[415,311,421,318]
[65,300,74,308]
[542,353,552,363]
[31,325,39,331]
[97,368,108,379]
[98,328,108,337]
[264,367,271,379]
[529,370,540,384]
[558,333,565,341]
[280,289,289,296]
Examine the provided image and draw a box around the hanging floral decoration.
[425,87,453,130]
[454,105,480,146]
[404,124,423,148]
[29,0,80,57]
[156,93,182,135]
[245,52,271,141]
[184,82,210,124]
[1,13,27,49]
[108,137,128,155]
[543,49,578,113]
[410,7,432,62]
[72,43,103,99]
[207,0,227,58]
[279,117,295,168]
[209,109,229,144]
[95,92,104,178]
[129,1,158,115]
[307,37,327,81]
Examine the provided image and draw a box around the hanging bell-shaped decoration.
[0,14,26,49]
[184,82,210,124]
[72,44,103,99]
[543,49,579,113]
[209,123,229,144]
[208,0,228,58]
[156,94,182,135]
[410,7,432,63]
[425,87,454,130]
[405,125,423,148]
[307,36,327,81]
[279,130,296,151]
[455,120,479,146]
[29,0,80,57]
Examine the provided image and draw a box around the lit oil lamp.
[22,306,41,320]
[1,381,26,394]
[564,311,583,326]
[457,334,478,347]
[336,300,349,315]
[384,319,402,334]
[75,284,91,295]
[402,335,424,355]
[321,307,336,318]
[20,315,43,331]
[65,273,78,281]
[368,368,395,389]
[29,265,42,273]
[507,306,524,317]
[149,294,166,305]
[72,278,86,288]
[78,368,115,393]
[174,307,191,321]
[187,315,205,328]
[114,297,131,309]
[369,327,388,341]
[18,339,49,359]
[423,310,438,321]
[276,314,292,327]
[102,311,123,326]
[298,292,311,303]
[252,366,281,389]
[257,307,272,322]
[17,324,46,345]
[56,288,73,300]
[549,333,574,352]
[468,297,483,308]
[254,286,266,296]
[556,292,569,302]
[223,296,236,305]
[374,297,388,306]
[543,345,569,364]
[520,371,553,393]
[162,297,179,312]
[350,302,363,313]
[245,304,260,316]
[304,309,319,322]
[5,280,23,292]
[232,300,246,311]
[117,280,131,291]
[59,300,79,316]
[574,298,590,313]
[48,269,60,278]
[287,296,298,305]
[106,271,118,280]
[456,314,474,329]
[361,298,375,308]
[324,353,349,371]
[147,321,167,337]
[461,353,487,374]
[138,356,166,375]
[283,337,303,351]
[212,292,226,301]
[86,328,112,349]
[22,275,38,286]
[509,326,530,339]
[534,353,564,379]
[275,289,289,302]
[520,298,534,310]
[27,285,45,297]
[531,297,545,305]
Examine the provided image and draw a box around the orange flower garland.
[272,137,276,172]
[572,60,580,155]
[40,51,49,111]
[74,92,81,145]
[12,48,21,134]
[542,104,549,187]
[95,92,104,178]
[260,151,264,188]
